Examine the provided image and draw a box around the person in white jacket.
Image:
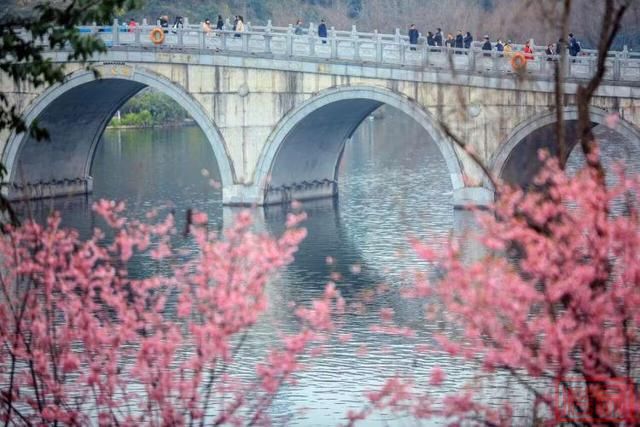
[235,16,245,37]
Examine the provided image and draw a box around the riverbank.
[106,120,195,130]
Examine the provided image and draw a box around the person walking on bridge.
[568,33,581,57]
[464,31,473,50]
[426,31,435,47]
[523,39,534,60]
[455,30,464,52]
[294,19,304,35]
[434,28,443,47]
[216,15,224,31]
[504,40,513,57]
[318,19,328,44]
[235,16,244,37]
[202,18,212,34]
[482,35,492,56]
[408,24,419,51]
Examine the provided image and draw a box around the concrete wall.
[2,48,640,206]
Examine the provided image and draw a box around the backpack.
[572,38,581,53]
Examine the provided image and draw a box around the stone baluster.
[220,31,228,50]
[394,28,402,63]
[286,24,294,56]
[264,20,273,54]
[134,24,141,44]
[330,26,337,59]
[177,26,184,47]
[112,18,119,46]
[352,25,359,61]
[309,23,316,57]
[199,29,205,49]
[242,32,249,52]
[374,30,383,63]
[613,51,622,80]
[492,48,500,73]
[468,47,476,72]
[422,38,429,67]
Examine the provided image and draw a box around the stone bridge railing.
[25,20,640,82]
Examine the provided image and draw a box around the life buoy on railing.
[150,27,165,45]
[511,52,527,72]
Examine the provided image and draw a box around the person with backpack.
[426,31,435,47]
[481,35,492,57]
[318,19,328,44]
[568,33,581,57]
[463,31,473,50]
[455,30,464,53]
[434,28,443,47]
[408,24,419,51]
[172,16,184,33]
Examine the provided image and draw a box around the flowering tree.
[346,151,640,425]
[0,201,343,425]
[342,1,639,424]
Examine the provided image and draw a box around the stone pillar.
[177,26,184,47]
[242,32,249,52]
[452,187,495,209]
[112,19,119,46]
[286,24,294,56]
[330,26,337,59]
[375,30,382,62]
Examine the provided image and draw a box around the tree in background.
[110,89,190,128]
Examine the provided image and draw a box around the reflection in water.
[13,113,639,425]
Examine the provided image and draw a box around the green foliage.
[0,0,139,224]
[110,110,154,127]
[109,90,189,128]
[1,0,140,140]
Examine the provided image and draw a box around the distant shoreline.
[106,121,197,130]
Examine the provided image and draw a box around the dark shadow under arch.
[253,86,465,205]
[2,68,234,200]
[491,107,640,187]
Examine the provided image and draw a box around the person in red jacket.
[523,40,534,60]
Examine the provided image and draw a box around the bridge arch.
[253,86,465,205]
[2,67,234,200]
[491,106,640,186]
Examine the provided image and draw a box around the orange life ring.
[511,52,527,71]
[150,27,165,45]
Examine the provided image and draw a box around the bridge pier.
[452,187,495,209]
[222,181,338,206]
[222,184,263,206]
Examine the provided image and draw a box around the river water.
[17,107,639,425]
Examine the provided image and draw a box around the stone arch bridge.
[2,24,640,207]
